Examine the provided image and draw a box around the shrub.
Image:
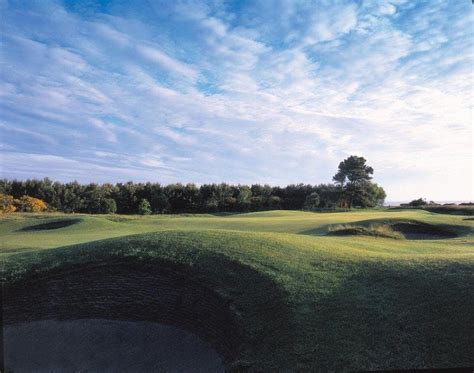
[268,196,281,209]
[138,198,152,215]
[0,193,16,213]
[303,192,320,211]
[15,195,48,212]
[408,198,428,207]
[328,223,403,239]
[370,225,403,239]
[100,198,117,214]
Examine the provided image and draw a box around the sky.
[0,0,472,201]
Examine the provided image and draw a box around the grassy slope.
[1,210,473,370]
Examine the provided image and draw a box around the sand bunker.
[327,220,458,240]
[4,319,224,372]
[390,222,457,240]
[3,262,241,370]
[19,218,81,231]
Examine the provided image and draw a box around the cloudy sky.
[0,0,472,201]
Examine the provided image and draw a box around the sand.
[4,319,224,372]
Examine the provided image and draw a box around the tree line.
[0,156,386,214]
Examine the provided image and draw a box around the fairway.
[2,209,473,371]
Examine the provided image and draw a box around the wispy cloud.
[0,0,471,200]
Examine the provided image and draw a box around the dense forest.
[0,156,386,214]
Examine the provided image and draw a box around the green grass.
[1,209,473,370]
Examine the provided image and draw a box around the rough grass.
[327,220,459,240]
[1,209,473,371]
[328,223,403,239]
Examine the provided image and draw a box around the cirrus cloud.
[0,0,472,201]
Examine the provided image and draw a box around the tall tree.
[62,181,84,213]
[333,156,373,186]
[303,192,320,211]
[333,156,374,208]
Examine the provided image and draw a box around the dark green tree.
[114,182,138,214]
[237,185,252,211]
[62,182,84,213]
[151,192,169,213]
[366,182,387,207]
[138,198,152,215]
[408,198,427,207]
[100,198,117,214]
[303,192,320,210]
[314,184,339,208]
[0,174,386,214]
[333,155,374,208]
[333,155,374,186]
[268,195,281,210]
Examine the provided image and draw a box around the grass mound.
[328,224,403,239]
[2,210,473,370]
[18,218,82,232]
[2,231,292,371]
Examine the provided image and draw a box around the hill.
[2,209,473,371]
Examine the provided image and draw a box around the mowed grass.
[1,209,473,371]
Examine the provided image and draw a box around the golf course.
[2,208,473,371]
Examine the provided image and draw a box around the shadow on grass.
[207,212,246,217]
[18,218,82,232]
[306,261,474,370]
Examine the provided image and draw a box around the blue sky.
[0,0,472,201]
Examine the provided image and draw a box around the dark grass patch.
[307,208,352,213]
[0,247,38,254]
[104,216,134,223]
[18,218,82,232]
[208,212,243,216]
[310,261,474,370]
